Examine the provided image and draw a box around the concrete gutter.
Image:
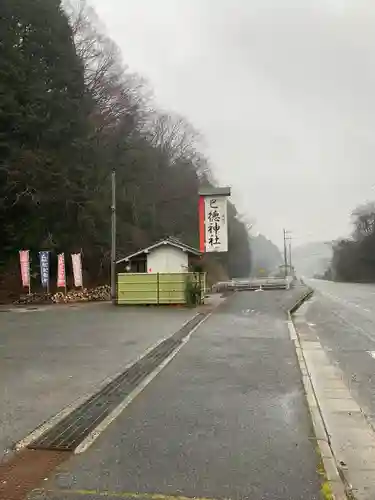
[288,290,348,500]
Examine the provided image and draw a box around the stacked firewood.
[52,285,110,303]
[14,285,111,305]
[15,293,53,305]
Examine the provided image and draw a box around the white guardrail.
[213,276,295,292]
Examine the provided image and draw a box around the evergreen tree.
[0,0,252,292]
[0,0,89,259]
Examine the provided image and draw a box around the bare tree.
[64,0,148,132]
[352,202,375,240]
[145,113,202,163]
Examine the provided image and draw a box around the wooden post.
[28,253,31,295]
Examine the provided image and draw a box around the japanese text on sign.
[57,253,66,288]
[204,196,228,252]
[39,251,50,287]
[19,250,30,288]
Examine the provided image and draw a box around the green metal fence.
[117,272,206,305]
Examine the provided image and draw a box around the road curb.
[73,294,231,453]
[15,311,203,453]
[16,295,229,455]
[288,291,349,500]
[74,310,214,454]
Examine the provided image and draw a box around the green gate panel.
[117,273,158,305]
[116,273,206,305]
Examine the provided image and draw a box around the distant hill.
[250,234,282,276]
[292,242,332,277]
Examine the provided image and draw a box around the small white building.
[116,237,202,274]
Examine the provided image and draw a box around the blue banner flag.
[39,251,50,288]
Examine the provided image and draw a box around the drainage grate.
[28,312,206,451]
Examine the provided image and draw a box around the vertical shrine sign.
[39,251,50,289]
[199,187,231,253]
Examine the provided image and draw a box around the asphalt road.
[0,303,195,462]
[306,279,375,426]
[307,279,375,317]
[31,290,322,500]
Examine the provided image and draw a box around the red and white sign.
[19,250,30,288]
[57,253,66,288]
[71,253,83,287]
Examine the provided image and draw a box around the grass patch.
[321,481,334,500]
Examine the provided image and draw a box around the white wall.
[147,246,188,273]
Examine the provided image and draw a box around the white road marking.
[287,321,297,340]
[287,312,347,498]
[367,351,375,359]
[75,311,213,454]
[15,312,204,451]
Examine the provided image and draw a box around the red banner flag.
[57,253,66,288]
[19,250,30,289]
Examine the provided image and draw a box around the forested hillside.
[249,234,282,276]
[0,0,251,292]
[326,203,375,282]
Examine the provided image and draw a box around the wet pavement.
[30,290,322,500]
[295,280,375,499]
[0,303,196,462]
[305,279,375,426]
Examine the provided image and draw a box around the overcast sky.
[90,0,375,247]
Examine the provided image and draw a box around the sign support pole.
[111,170,117,304]
[28,254,31,295]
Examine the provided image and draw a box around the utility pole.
[288,238,292,275]
[110,169,117,304]
[283,229,288,277]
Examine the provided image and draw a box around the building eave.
[116,238,202,265]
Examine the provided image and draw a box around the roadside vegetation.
[323,202,375,282]
[0,0,251,299]
[249,233,282,276]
